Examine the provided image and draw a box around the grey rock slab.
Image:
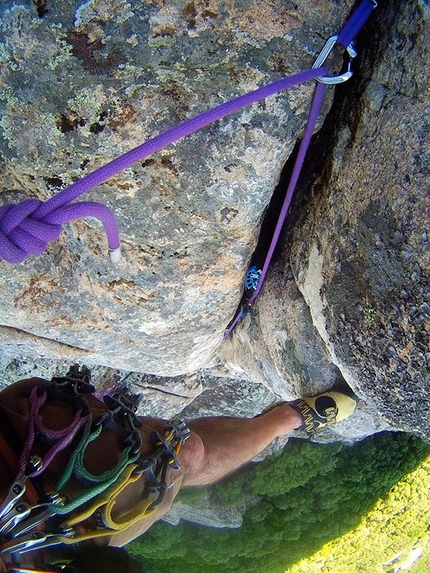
[220,0,429,439]
[163,500,243,529]
[0,0,354,374]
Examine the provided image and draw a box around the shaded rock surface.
[219,0,430,440]
[0,0,429,525]
[163,498,243,529]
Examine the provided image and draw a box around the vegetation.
[287,456,430,573]
[128,432,429,573]
[409,540,430,573]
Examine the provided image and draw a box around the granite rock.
[162,498,243,529]
[0,0,428,449]
[0,0,352,374]
[220,0,430,440]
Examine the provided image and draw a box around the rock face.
[163,497,243,529]
[0,0,351,374]
[0,0,428,452]
[220,0,430,440]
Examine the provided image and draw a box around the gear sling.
[0,366,190,572]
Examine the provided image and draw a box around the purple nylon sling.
[20,386,90,478]
[224,0,378,336]
[224,81,328,338]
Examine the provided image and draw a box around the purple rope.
[223,307,247,339]
[0,67,326,265]
[249,82,328,304]
[337,0,376,48]
[20,386,90,477]
[0,199,119,262]
[224,0,379,338]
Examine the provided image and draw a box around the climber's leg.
[172,390,357,487]
[176,404,303,486]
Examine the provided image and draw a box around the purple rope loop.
[20,385,91,477]
[0,68,326,265]
[0,197,120,265]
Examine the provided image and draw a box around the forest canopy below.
[129,432,430,573]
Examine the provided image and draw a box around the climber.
[0,369,357,573]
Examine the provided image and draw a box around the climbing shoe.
[290,390,357,436]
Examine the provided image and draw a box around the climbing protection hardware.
[224,0,378,338]
[0,366,190,572]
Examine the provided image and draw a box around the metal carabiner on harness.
[312,35,357,84]
[0,531,47,556]
[0,482,26,523]
[166,419,191,448]
[1,528,74,556]
[0,503,31,537]
[10,493,64,539]
[51,364,95,398]
[0,456,42,524]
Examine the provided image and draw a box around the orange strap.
[0,434,39,506]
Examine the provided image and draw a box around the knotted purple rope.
[0,67,326,265]
[0,199,120,265]
[0,2,376,266]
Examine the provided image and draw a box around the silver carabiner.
[0,531,46,555]
[10,493,64,539]
[0,528,74,556]
[0,456,43,524]
[312,35,358,84]
[0,481,26,522]
[0,503,32,537]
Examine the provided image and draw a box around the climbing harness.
[0,0,379,337]
[0,366,190,572]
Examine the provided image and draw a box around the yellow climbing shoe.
[290,390,357,436]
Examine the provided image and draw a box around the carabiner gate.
[312,35,357,84]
